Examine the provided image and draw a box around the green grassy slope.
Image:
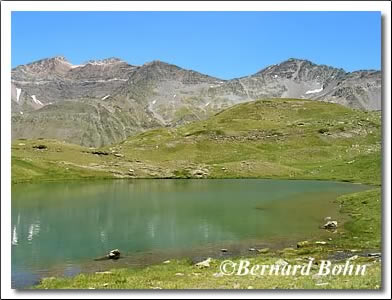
[12,98,381,185]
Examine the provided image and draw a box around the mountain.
[11,56,381,146]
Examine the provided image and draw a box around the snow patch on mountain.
[16,88,22,102]
[305,86,323,94]
[31,95,44,106]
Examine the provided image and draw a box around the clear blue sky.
[11,11,381,79]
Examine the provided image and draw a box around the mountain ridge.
[11,56,381,146]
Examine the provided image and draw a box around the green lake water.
[11,179,369,288]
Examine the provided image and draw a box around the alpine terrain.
[11,56,381,146]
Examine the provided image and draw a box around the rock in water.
[108,249,120,259]
[323,221,338,229]
[94,249,121,261]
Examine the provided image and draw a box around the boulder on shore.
[195,258,212,268]
[297,241,310,248]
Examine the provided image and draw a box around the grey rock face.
[11,56,381,146]
[209,58,380,110]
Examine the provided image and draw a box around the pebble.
[275,259,289,266]
[297,241,310,248]
[368,252,381,257]
[315,282,329,286]
[347,255,359,261]
[195,258,212,268]
[315,241,327,245]
[257,248,270,254]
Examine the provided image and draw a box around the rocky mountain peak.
[282,57,311,65]
[52,55,68,62]
[84,57,126,66]
[142,60,174,68]
[134,60,219,84]
[253,58,347,84]
[12,56,73,78]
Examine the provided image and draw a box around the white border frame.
[1,1,391,299]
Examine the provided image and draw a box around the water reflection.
[11,179,369,288]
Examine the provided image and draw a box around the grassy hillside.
[12,98,381,185]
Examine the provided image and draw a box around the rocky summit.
[11,56,381,146]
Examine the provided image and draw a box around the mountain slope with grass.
[12,98,381,185]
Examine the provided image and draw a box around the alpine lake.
[11,179,370,288]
